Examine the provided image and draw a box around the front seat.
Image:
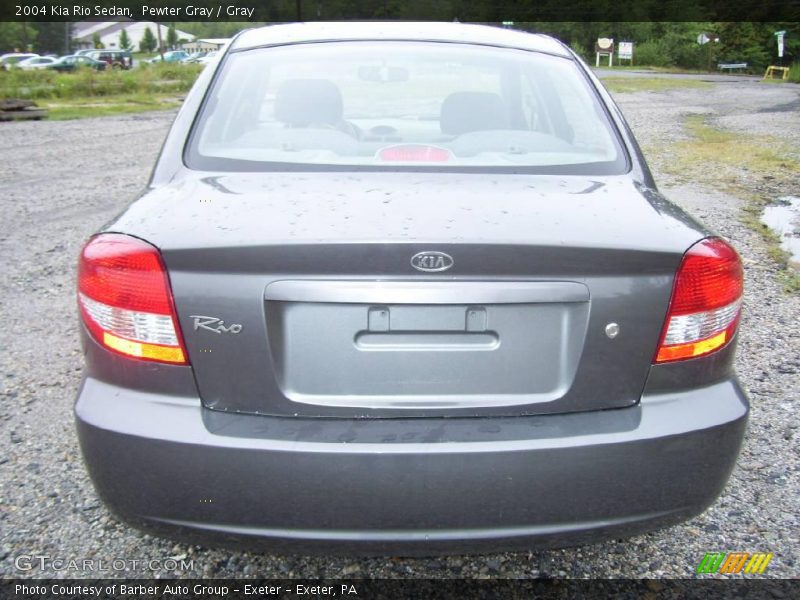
[274,78,358,137]
[440,91,510,135]
[275,79,344,127]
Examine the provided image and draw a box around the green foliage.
[660,29,709,69]
[714,23,770,69]
[568,40,592,63]
[0,62,202,100]
[35,22,67,54]
[91,33,104,50]
[0,22,33,52]
[779,28,799,65]
[516,21,798,72]
[139,27,157,53]
[5,19,796,76]
[119,29,132,52]
[633,40,674,67]
[0,22,64,53]
[671,42,710,70]
[167,24,178,50]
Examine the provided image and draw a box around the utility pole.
[156,21,164,60]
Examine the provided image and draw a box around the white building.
[182,38,231,53]
[72,21,194,51]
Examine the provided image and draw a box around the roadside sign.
[619,41,633,60]
[595,38,614,67]
[775,31,785,58]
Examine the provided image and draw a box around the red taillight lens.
[78,234,188,364]
[377,144,452,162]
[654,237,743,363]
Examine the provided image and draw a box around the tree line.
[1,21,796,71]
[0,22,189,55]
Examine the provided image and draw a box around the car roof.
[232,22,570,57]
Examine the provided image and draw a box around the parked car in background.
[195,50,219,66]
[49,55,107,72]
[181,52,207,63]
[16,56,59,70]
[0,53,39,69]
[147,50,190,64]
[88,49,133,69]
[75,22,748,555]
[74,49,96,56]
[182,51,219,65]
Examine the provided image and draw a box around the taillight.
[654,237,743,363]
[377,144,452,162]
[78,234,188,365]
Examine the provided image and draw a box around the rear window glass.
[186,41,627,174]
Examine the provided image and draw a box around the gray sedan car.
[75,22,747,555]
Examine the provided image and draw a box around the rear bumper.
[75,377,747,556]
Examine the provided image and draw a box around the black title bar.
[2,579,800,600]
[2,0,800,22]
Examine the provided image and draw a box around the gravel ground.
[1,77,799,580]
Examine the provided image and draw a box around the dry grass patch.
[42,94,183,120]
[663,115,800,291]
[602,77,712,94]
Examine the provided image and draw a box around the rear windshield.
[186,41,627,174]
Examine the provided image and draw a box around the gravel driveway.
[1,76,798,579]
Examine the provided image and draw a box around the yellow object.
[744,553,774,574]
[763,66,790,80]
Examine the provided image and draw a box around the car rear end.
[74,23,748,554]
[88,51,129,69]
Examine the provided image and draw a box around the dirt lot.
[1,76,798,579]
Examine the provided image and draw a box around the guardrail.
[718,62,748,72]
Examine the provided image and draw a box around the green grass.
[0,63,202,101]
[779,270,800,293]
[0,63,199,119]
[41,93,183,120]
[663,115,800,292]
[680,115,800,175]
[595,65,710,74]
[602,77,712,93]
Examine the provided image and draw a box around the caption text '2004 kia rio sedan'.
[75,23,747,555]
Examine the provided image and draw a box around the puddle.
[762,196,800,269]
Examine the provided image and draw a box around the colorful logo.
[697,552,773,574]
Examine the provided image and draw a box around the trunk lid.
[106,172,707,417]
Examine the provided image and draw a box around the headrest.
[274,79,343,126]
[440,92,509,135]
